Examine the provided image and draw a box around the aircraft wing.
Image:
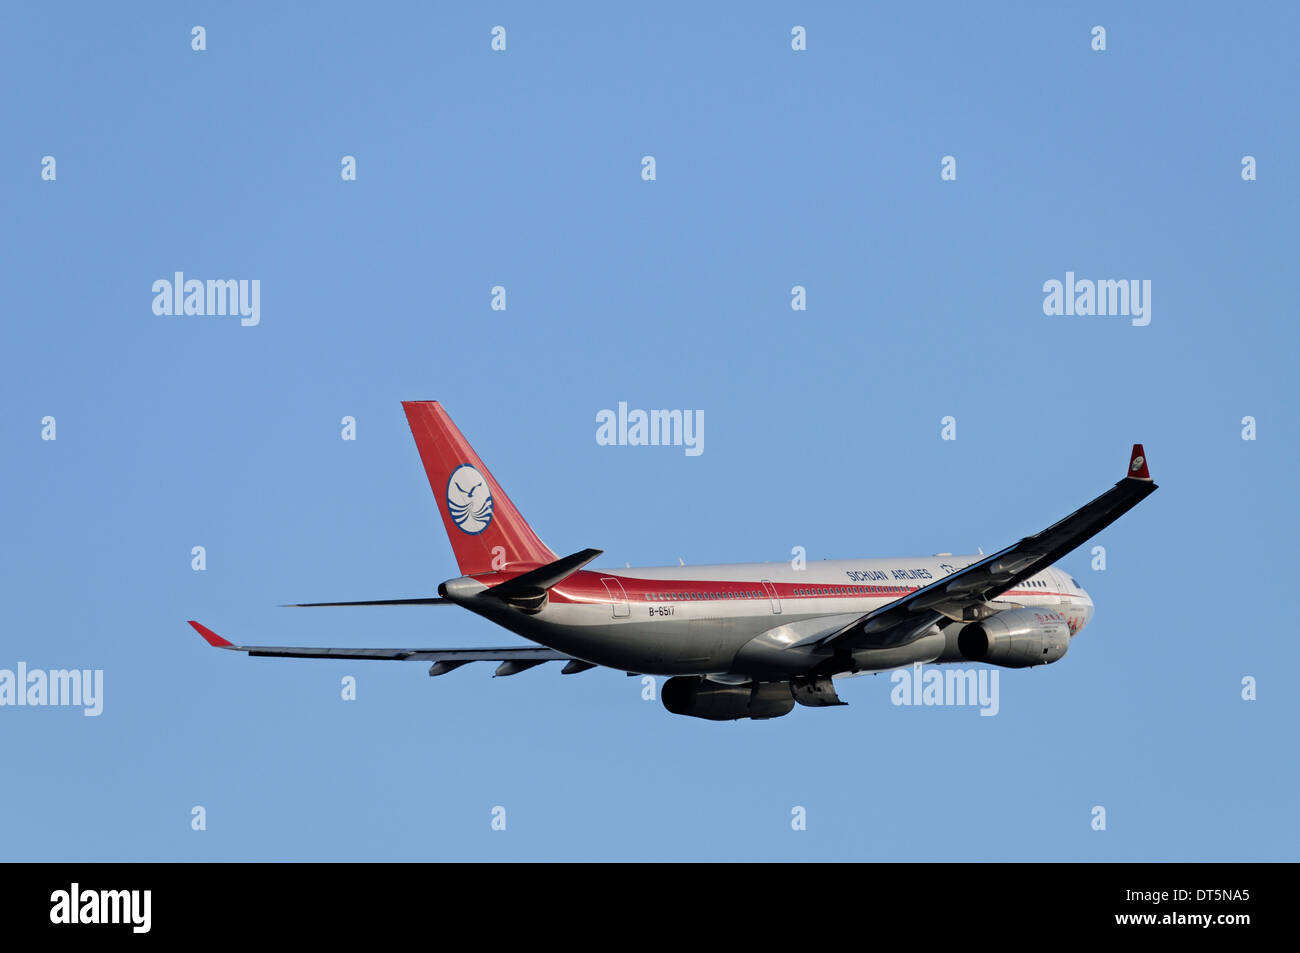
[186,621,575,672]
[809,444,1158,654]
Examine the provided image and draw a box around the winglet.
[1127,444,1152,481]
[188,620,235,648]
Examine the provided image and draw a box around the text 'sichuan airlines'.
[188,401,1158,720]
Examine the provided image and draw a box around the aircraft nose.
[1075,583,1095,631]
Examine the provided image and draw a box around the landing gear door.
[760,579,781,615]
[600,577,631,618]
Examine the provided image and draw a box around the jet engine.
[957,606,1070,668]
[661,677,796,721]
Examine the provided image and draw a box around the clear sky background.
[1,2,1296,861]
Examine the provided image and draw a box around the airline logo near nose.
[447,464,494,534]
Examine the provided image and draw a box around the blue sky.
[1,2,1296,861]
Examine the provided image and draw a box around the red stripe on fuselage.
[468,569,1071,606]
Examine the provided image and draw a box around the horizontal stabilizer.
[282,597,451,607]
[481,548,603,603]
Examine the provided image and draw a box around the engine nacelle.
[957,607,1070,668]
[661,677,796,721]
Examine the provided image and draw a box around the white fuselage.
[446,555,1094,678]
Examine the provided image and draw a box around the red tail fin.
[402,401,557,575]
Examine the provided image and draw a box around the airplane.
[187,401,1158,721]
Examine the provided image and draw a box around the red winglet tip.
[1127,444,1151,480]
[188,620,233,648]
